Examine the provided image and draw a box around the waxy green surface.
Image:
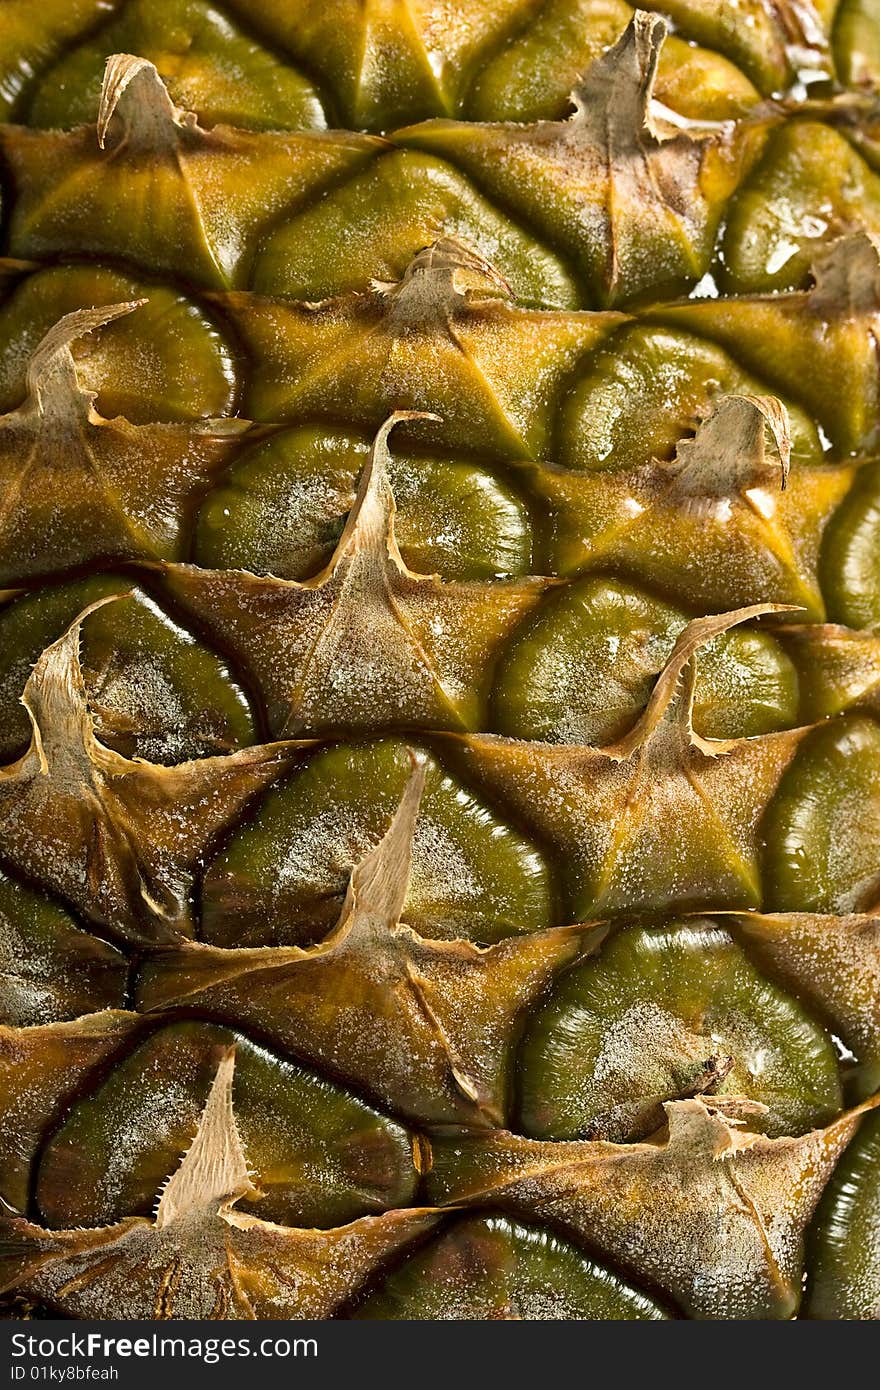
[518,920,843,1141]
[353,1215,669,1320]
[806,1108,880,1318]
[762,715,880,914]
[35,1020,418,1229]
[0,1,877,1322]
[201,737,555,945]
[0,576,255,764]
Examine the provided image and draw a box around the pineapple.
[0,0,879,1322]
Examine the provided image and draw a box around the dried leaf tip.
[375,239,513,325]
[661,1095,770,1156]
[570,11,668,138]
[568,11,732,143]
[606,602,800,760]
[20,595,131,763]
[668,395,792,504]
[155,1048,255,1227]
[808,231,880,319]
[342,752,428,927]
[22,302,145,419]
[98,54,198,151]
[328,412,441,572]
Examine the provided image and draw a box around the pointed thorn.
[154,1047,255,1228]
[570,10,668,131]
[605,603,802,759]
[342,751,428,927]
[24,303,146,411]
[18,594,134,763]
[325,412,441,573]
[98,54,185,150]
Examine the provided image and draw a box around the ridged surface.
[0,0,878,1321]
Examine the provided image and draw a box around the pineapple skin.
[0,0,879,1321]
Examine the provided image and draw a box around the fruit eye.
[0,5,878,1325]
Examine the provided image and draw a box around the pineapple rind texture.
[0,1,878,1321]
